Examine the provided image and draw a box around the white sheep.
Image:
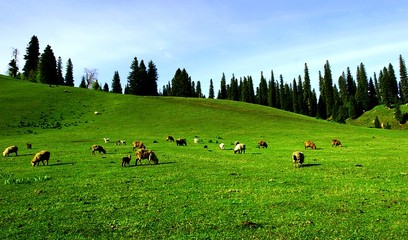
[3,146,18,157]
[234,143,246,154]
[94,111,100,115]
[194,138,199,144]
[292,151,305,167]
[219,143,225,150]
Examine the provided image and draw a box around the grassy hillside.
[0,75,407,239]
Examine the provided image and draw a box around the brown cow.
[331,139,342,147]
[31,150,50,166]
[132,141,146,151]
[258,140,268,148]
[304,141,316,150]
[91,144,106,155]
[135,149,159,165]
[292,151,304,168]
[176,138,187,146]
[122,155,131,167]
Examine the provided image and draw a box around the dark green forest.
[6,35,408,123]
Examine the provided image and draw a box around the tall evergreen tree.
[388,63,399,103]
[103,83,109,92]
[37,45,57,84]
[318,71,327,119]
[209,79,215,99]
[22,35,40,81]
[268,71,276,107]
[196,81,203,98]
[323,60,334,118]
[247,76,255,103]
[303,63,312,116]
[292,79,299,113]
[310,90,318,117]
[338,72,348,105]
[111,71,122,94]
[56,56,64,85]
[171,68,192,97]
[146,60,158,96]
[8,48,19,78]
[229,74,239,101]
[65,58,74,86]
[297,75,305,115]
[346,67,356,98]
[399,55,408,103]
[241,77,250,103]
[137,60,148,95]
[127,57,139,95]
[279,75,285,109]
[368,77,379,109]
[355,63,369,115]
[258,72,268,106]
[79,76,87,88]
[218,73,227,99]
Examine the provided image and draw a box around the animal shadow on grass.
[128,161,176,167]
[49,162,75,167]
[301,163,322,168]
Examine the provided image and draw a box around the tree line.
[6,35,408,123]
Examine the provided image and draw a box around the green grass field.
[0,76,407,239]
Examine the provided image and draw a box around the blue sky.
[1,0,407,95]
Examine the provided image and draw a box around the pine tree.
[268,71,276,107]
[146,60,158,96]
[218,73,227,99]
[310,90,318,117]
[241,77,250,103]
[346,67,356,98]
[279,75,285,110]
[8,48,19,78]
[22,35,40,81]
[303,63,312,116]
[127,57,139,95]
[247,76,255,103]
[323,60,334,118]
[380,67,392,107]
[196,81,203,98]
[388,63,399,103]
[229,74,239,101]
[111,71,122,93]
[79,76,87,88]
[318,71,327,119]
[255,72,267,105]
[65,58,74,86]
[209,79,215,99]
[103,83,109,92]
[399,55,408,103]
[171,68,192,97]
[37,45,57,84]
[374,116,381,128]
[297,75,305,115]
[292,79,299,113]
[56,56,64,85]
[355,63,369,116]
[338,72,348,104]
[368,77,378,109]
[137,60,148,95]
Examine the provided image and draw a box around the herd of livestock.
[2,136,342,168]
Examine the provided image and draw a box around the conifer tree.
[323,60,334,118]
[241,77,250,103]
[247,76,255,103]
[380,67,393,107]
[8,48,19,78]
[196,81,203,98]
[171,68,192,97]
[229,74,239,101]
[65,58,74,86]
[399,55,408,103]
[279,75,285,109]
[56,56,64,85]
[355,63,369,115]
[137,60,148,95]
[23,35,40,81]
[209,79,215,99]
[338,72,348,104]
[37,45,57,84]
[297,75,305,115]
[127,57,139,95]
[146,60,158,96]
[368,77,378,110]
[79,76,87,88]
[268,71,276,107]
[218,73,227,99]
[111,71,122,93]
[388,63,399,103]
[258,72,268,106]
[103,83,109,92]
[303,63,312,116]
[310,90,318,117]
[292,79,299,113]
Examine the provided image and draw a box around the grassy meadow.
[0,76,407,239]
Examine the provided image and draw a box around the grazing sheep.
[292,151,304,168]
[234,143,246,154]
[94,111,100,115]
[166,136,175,142]
[26,143,32,150]
[116,140,126,145]
[258,140,268,148]
[219,143,225,150]
[135,149,159,165]
[331,139,342,147]
[132,141,146,151]
[3,146,18,157]
[103,138,110,143]
[304,141,316,150]
[176,138,187,146]
[194,138,199,144]
[31,150,50,166]
[122,155,131,167]
[91,144,106,155]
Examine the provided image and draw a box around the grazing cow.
[3,146,18,157]
[135,149,159,165]
[176,138,187,146]
[26,143,32,150]
[166,136,175,142]
[103,138,110,143]
[122,155,131,167]
[132,141,146,151]
[31,150,50,166]
[234,143,246,154]
[91,144,106,155]
[304,141,316,150]
[292,151,304,168]
[219,143,225,150]
[331,139,342,147]
[258,140,268,148]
